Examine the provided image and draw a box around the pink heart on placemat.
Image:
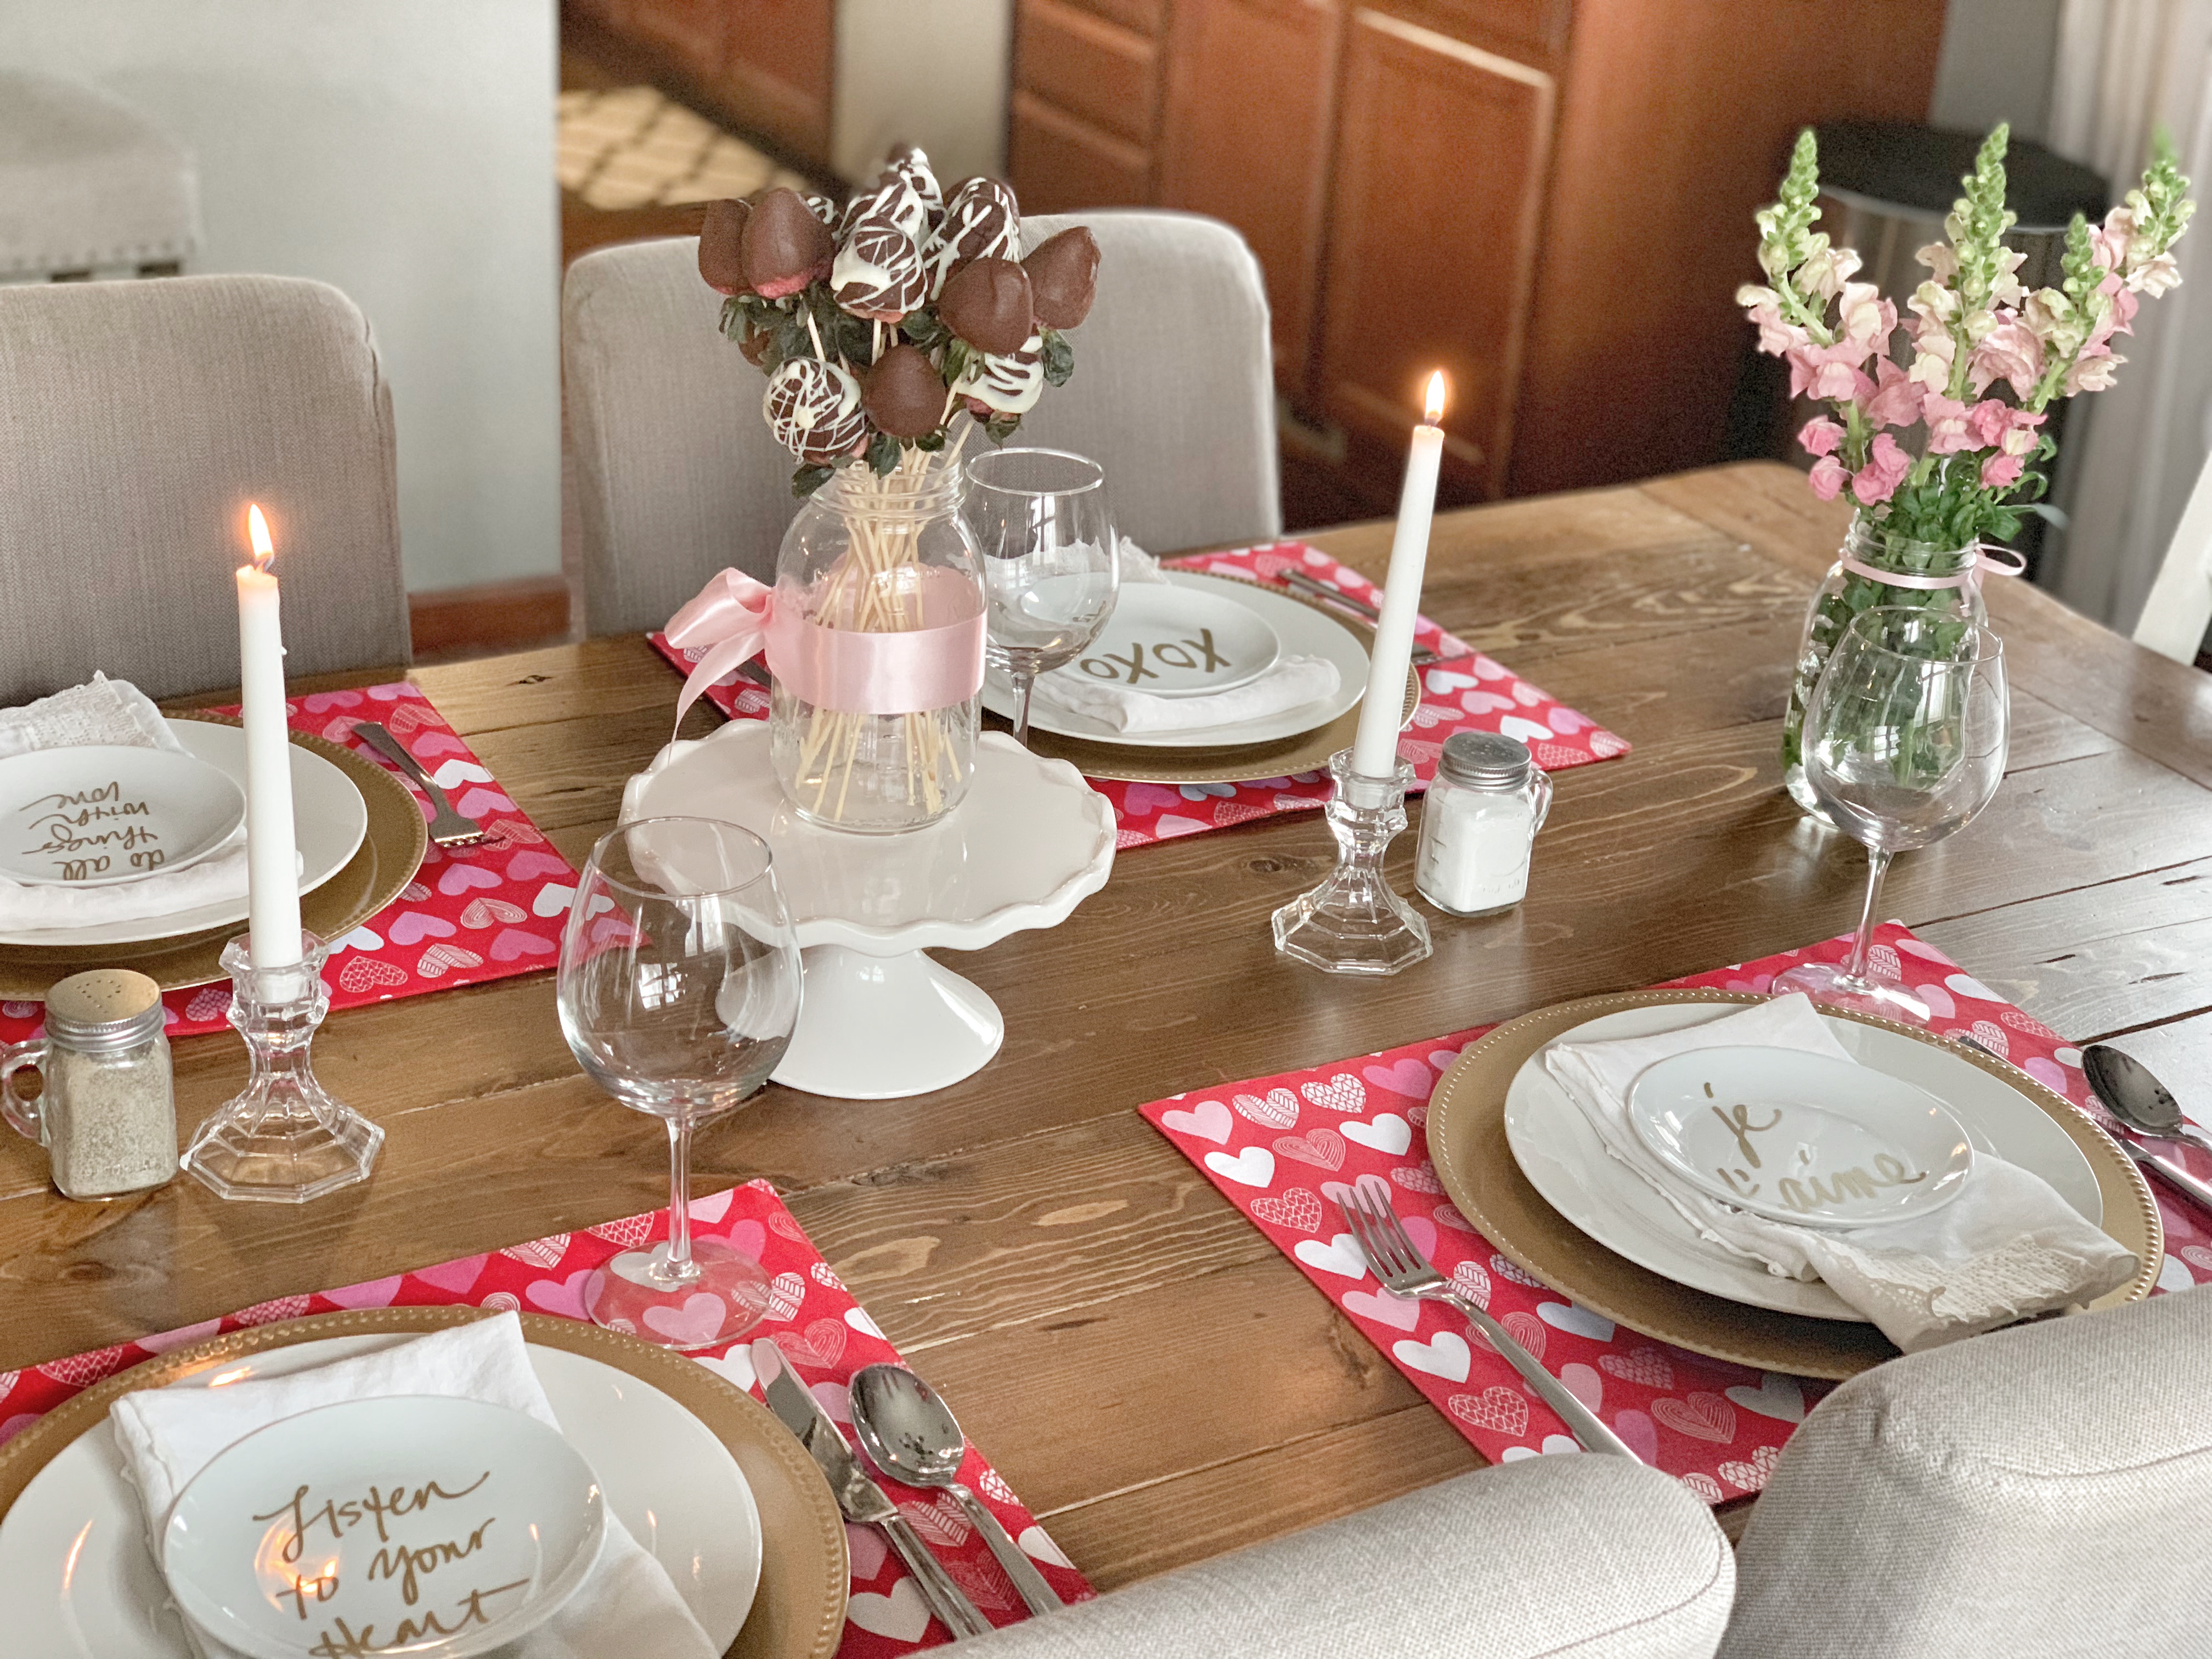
[1249,1188,1322,1233]
[302,691,363,712]
[456,787,517,817]
[643,1294,729,1347]
[527,1269,595,1318]
[489,928,556,962]
[1500,1310,1546,1362]
[1362,1058,1431,1099]
[321,715,360,743]
[387,911,455,946]
[338,956,409,995]
[460,896,527,928]
[1120,783,1184,816]
[811,1381,851,1424]
[774,1317,848,1370]
[765,1271,806,1322]
[847,1522,891,1581]
[1600,1347,1675,1390]
[416,943,484,979]
[1390,1163,1442,1194]
[1273,1126,1345,1171]
[1232,1088,1299,1128]
[410,731,469,757]
[1615,1409,1660,1465]
[1651,1393,1737,1443]
[507,849,570,881]
[139,1319,223,1354]
[413,1254,488,1294]
[1341,1287,1420,1330]
[437,862,502,895]
[1160,1099,1232,1143]
[185,986,230,1022]
[324,1277,404,1310]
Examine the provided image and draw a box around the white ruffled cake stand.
[623,724,1115,1099]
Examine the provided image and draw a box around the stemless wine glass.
[1775,606,2008,1020]
[557,816,802,1350]
[963,447,1119,744]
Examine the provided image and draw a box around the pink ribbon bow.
[666,568,775,732]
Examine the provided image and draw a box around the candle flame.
[1423,371,1449,424]
[246,503,274,572]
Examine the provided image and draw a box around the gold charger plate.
[1017,571,1423,785]
[0,1306,850,1659]
[1426,990,2162,1380]
[0,716,427,997]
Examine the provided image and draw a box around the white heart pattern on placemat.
[1394,1330,1472,1381]
[1446,1385,1528,1437]
[1249,1188,1323,1234]
[1294,1233,1368,1280]
[1300,1073,1365,1113]
[1232,1087,1300,1128]
[1205,1147,1277,1187]
[764,1271,807,1322]
[1161,1099,1233,1143]
[1725,1372,1806,1422]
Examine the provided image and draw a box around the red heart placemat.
[0,684,575,1045]
[1141,923,2211,1505]
[0,1178,1092,1654]
[650,541,1629,850]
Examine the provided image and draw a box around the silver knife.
[752,1340,992,1639]
[1276,568,1443,663]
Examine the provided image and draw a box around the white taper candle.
[236,504,302,969]
[1350,371,1449,778]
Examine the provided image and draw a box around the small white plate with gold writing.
[1628,1047,1974,1229]
[1060,582,1279,696]
[160,1396,605,1659]
[0,746,244,888]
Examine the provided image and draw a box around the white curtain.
[2041,0,2212,630]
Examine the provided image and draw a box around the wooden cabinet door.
[1316,8,1554,502]
[1155,0,1343,402]
[1009,91,1153,211]
[628,0,727,78]
[720,0,833,164]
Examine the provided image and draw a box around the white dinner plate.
[0,1335,764,1659]
[0,747,244,888]
[0,722,368,949]
[983,572,1369,747]
[1504,1000,2102,1321]
[162,1396,606,1659]
[1054,583,1280,697]
[1628,1046,1974,1228]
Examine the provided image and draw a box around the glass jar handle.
[1526,768,1555,836]
[1,1039,48,1145]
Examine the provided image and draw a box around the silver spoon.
[849,1364,1064,1616]
[2083,1045,2212,1155]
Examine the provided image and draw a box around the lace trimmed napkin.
[1544,994,2140,1351]
[0,676,273,934]
[1025,538,1343,735]
[110,1311,716,1659]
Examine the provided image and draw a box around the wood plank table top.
[5,461,2211,1583]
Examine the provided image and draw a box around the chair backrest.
[963,1457,1732,1659]
[0,71,201,280]
[2131,442,2212,663]
[562,209,1280,638]
[1720,1284,2212,1659]
[0,274,410,704]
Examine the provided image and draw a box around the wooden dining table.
[5,459,2211,1579]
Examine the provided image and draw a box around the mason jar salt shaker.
[1415,732,1552,918]
[1,968,178,1200]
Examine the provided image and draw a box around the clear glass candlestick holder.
[1272,750,1433,975]
[183,930,383,1203]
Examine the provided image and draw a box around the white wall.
[0,0,560,592]
[834,0,1010,186]
[1931,0,2063,142]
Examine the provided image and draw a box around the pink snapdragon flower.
[1807,455,1849,501]
[1922,394,1976,454]
[1798,417,1846,456]
[1736,284,1812,354]
[1968,317,2044,398]
[1964,399,2044,454]
[1852,433,1911,506]
[1981,451,2027,489]
[1863,358,1923,428]
[2067,343,2123,394]
[1788,347,1876,404]
[1836,281,1898,352]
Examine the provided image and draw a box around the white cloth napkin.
[110,1311,717,1659]
[1031,537,1340,734]
[1544,994,2140,1351]
[0,675,262,933]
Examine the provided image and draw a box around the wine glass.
[557,816,802,1350]
[1775,607,2008,1020]
[963,447,1120,744]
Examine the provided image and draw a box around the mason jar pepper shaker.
[1,968,178,1200]
[1415,731,1552,918]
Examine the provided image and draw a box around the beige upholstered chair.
[1720,1284,2212,1658]
[562,210,1280,637]
[0,275,411,703]
[964,1457,1733,1659]
[0,71,200,282]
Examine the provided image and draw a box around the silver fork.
[1338,1180,1639,1459]
[351,721,486,850]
